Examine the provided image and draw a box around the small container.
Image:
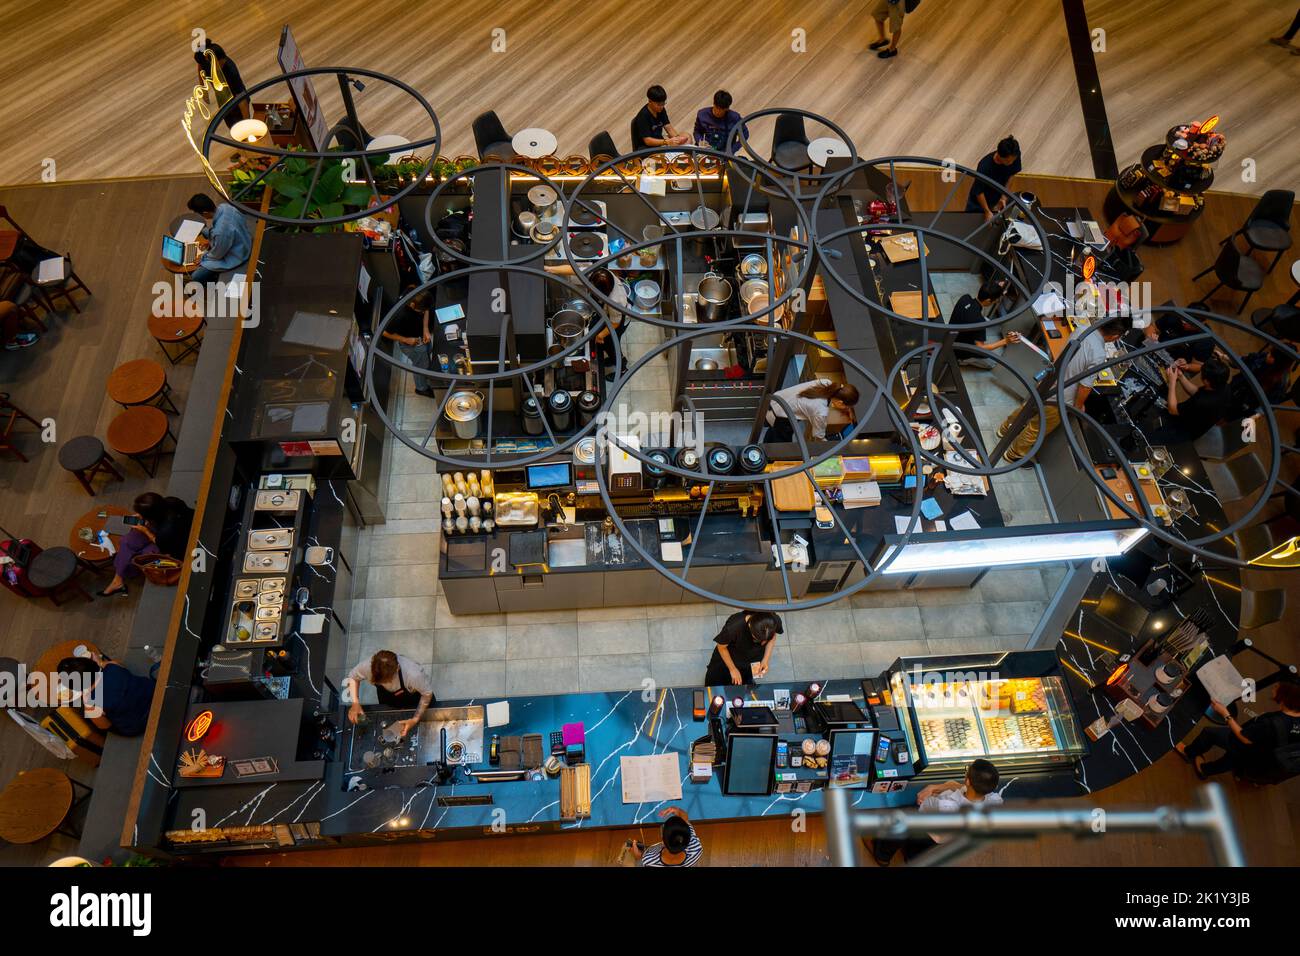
[521,396,545,436]
[739,444,768,474]
[548,389,573,430]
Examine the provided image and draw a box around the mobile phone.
[123,515,142,526]
[1046,328,1062,340]
[875,737,892,763]
[692,689,706,720]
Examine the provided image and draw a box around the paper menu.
[620,753,682,804]
[173,219,204,244]
[36,257,65,282]
[1196,656,1246,705]
[949,510,980,531]
[894,515,921,534]
[638,175,667,196]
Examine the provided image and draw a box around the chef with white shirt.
[869,758,1004,865]
[764,378,860,443]
[345,650,435,738]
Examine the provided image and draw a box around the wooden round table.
[162,214,207,275]
[148,309,206,365]
[69,505,131,567]
[106,358,176,413]
[107,406,174,477]
[32,639,103,684]
[0,769,75,844]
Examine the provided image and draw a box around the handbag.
[132,552,183,586]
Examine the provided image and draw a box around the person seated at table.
[965,136,1022,220]
[867,758,1003,866]
[704,610,783,687]
[55,652,156,736]
[631,85,690,150]
[693,89,746,153]
[1160,357,1232,443]
[345,650,435,738]
[99,492,195,598]
[629,807,704,867]
[764,378,860,443]
[187,193,252,284]
[1,300,39,351]
[948,277,1020,369]
[1228,342,1297,418]
[997,317,1131,462]
[1176,681,1300,783]
[1143,309,1216,376]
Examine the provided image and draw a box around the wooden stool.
[31,254,91,314]
[107,358,179,414]
[148,311,206,364]
[0,769,91,844]
[57,435,123,496]
[107,406,175,477]
[0,392,41,462]
[26,547,95,606]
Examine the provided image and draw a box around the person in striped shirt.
[630,807,703,867]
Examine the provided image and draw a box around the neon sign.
[185,709,214,742]
[181,49,234,199]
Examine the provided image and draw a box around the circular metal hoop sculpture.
[594,324,925,610]
[1056,305,1300,569]
[363,264,621,470]
[559,144,817,331]
[724,107,860,198]
[422,161,566,267]
[202,66,440,228]
[810,156,1054,333]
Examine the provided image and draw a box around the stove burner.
[571,205,601,227]
[570,232,605,259]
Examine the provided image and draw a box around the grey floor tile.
[648,615,719,653]
[373,517,438,536]
[852,605,925,642]
[861,639,929,676]
[505,608,578,625]
[984,601,1048,636]
[435,593,505,628]
[576,605,649,622]
[578,619,650,656]
[579,653,653,692]
[782,608,857,645]
[506,657,580,696]
[365,595,439,632]
[367,563,440,599]
[919,603,991,640]
[358,628,436,665]
[437,661,506,698]
[389,441,441,475]
[926,636,1022,656]
[432,626,507,663]
[912,587,977,606]
[650,650,711,688]
[368,532,440,566]
[849,588,918,608]
[384,500,441,521]
[506,623,579,659]
[385,480,442,504]
[788,642,865,679]
[756,645,795,683]
[977,568,1048,603]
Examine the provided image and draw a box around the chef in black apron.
[345,650,435,738]
[704,611,784,688]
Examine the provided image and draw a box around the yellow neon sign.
[181,49,234,200]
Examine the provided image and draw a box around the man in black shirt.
[1161,357,1231,441]
[194,41,249,132]
[948,277,1020,368]
[1178,681,1300,783]
[384,286,434,397]
[704,611,783,687]
[965,136,1023,219]
[631,85,690,151]
[1144,311,1215,374]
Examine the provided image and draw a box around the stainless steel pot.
[737,253,768,282]
[514,210,538,238]
[689,205,720,256]
[696,273,733,322]
[550,308,586,344]
[528,184,559,218]
[738,277,768,306]
[444,389,486,440]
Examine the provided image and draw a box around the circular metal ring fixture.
[724,107,860,199]
[422,161,565,267]
[201,66,440,228]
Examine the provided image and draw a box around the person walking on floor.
[869,0,912,59]
[1269,8,1300,53]
[1176,682,1300,783]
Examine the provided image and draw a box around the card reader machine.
[862,676,917,784]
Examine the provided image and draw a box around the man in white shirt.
[868,758,1003,865]
[345,650,435,738]
[765,378,859,443]
[997,318,1131,462]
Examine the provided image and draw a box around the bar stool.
[106,358,179,414]
[0,769,92,843]
[57,435,123,496]
[106,406,175,477]
[148,310,206,365]
[26,547,95,606]
[1193,241,1264,314]
[31,254,91,314]
[0,392,41,462]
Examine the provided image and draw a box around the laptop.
[162,234,199,267]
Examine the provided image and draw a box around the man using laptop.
[186,193,252,284]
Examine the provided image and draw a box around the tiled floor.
[341,353,1060,702]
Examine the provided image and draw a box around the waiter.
[345,650,435,738]
[589,267,628,380]
[764,379,859,443]
[704,611,783,687]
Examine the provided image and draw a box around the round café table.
[0,769,91,844]
[368,133,411,155]
[514,128,557,159]
[807,136,850,167]
[163,214,207,275]
[107,406,175,477]
[107,358,178,414]
[32,639,103,687]
[70,505,131,569]
[148,307,206,365]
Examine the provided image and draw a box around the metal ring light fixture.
[422,161,565,267]
[594,325,925,610]
[1056,305,1300,569]
[723,107,861,200]
[559,144,817,331]
[202,66,440,228]
[364,263,621,470]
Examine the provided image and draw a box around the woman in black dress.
[704,611,783,688]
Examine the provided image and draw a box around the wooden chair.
[106,358,180,414]
[31,254,92,314]
[0,393,41,462]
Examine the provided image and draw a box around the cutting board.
[879,232,929,264]
[889,291,942,320]
[768,463,816,512]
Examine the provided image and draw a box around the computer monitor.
[827,727,878,790]
[525,461,573,491]
[161,235,185,266]
[722,733,777,796]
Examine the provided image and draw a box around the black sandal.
[868,39,890,50]
[878,48,899,59]
[98,585,128,598]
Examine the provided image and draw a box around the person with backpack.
[1176,681,1300,783]
[868,0,918,59]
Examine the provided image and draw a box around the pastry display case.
[883,651,1088,776]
